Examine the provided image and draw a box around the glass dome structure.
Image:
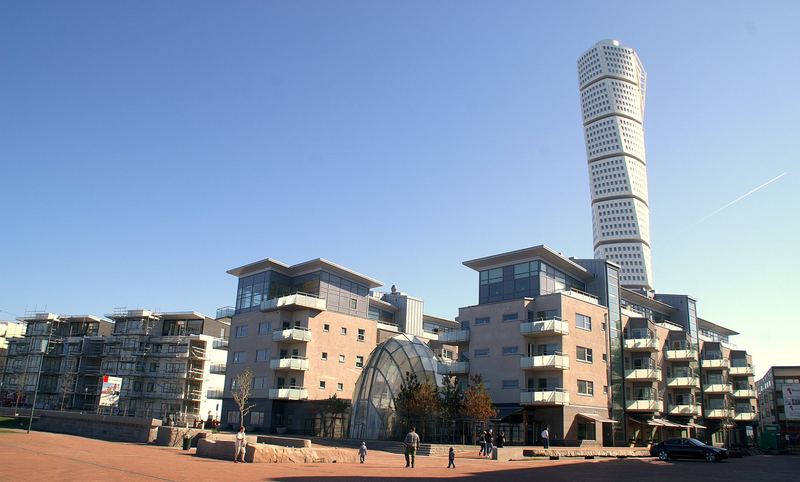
[349,333,442,440]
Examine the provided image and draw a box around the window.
[253,377,267,389]
[258,322,271,335]
[602,353,607,363]
[250,412,264,426]
[235,325,248,337]
[323,324,330,332]
[601,322,607,332]
[576,346,593,363]
[350,299,358,310]
[356,356,364,368]
[577,420,596,440]
[502,379,519,389]
[475,317,490,325]
[357,328,365,342]
[227,411,240,424]
[256,349,268,362]
[339,354,345,363]
[474,348,490,358]
[578,379,594,396]
[502,313,518,322]
[576,314,592,331]
[319,380,326,389]
[502,346,519,356]
[603,385,608,395]
[233,352,246,363]
[340,327,347,336]
[321,352,328,361]
[337,383,344,391]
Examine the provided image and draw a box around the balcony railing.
[705,408,733,419]
[261,293,327,312]
[270,357,310,371]
[519,318,569,337]
[272,327,312,343]
[520,353,569,370]
[625,367,662,382]
[623,337,659,352]
[437,329,470,344]
[729,366,754,376]
[665,348,697,361]
[668,404,702,416]
[520,389,570,406]
[702,358,729,369]
[212,338,229,350]
[626,398,663,412]
[666,376,700,388]
[732,388,756,399]
[207,389,225,399]
[210,363,226,374]
[269,387,309,400]
[733,412,756,421]
[438,360,469,375]
[703,383,732,394]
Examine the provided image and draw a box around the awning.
[494,407,523,421]
[577,412,618,424]
[687,422,707,429]
[658,419,687,428]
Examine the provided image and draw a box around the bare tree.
[60,371,76,411]
[231,368,255,427]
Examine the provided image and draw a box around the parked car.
[650,438,729,462]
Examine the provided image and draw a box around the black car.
[650,438,729,462]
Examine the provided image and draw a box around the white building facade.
[578,39,654,290]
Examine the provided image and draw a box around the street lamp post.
[27,320,55,434]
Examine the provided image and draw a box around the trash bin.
[182,434,192,450]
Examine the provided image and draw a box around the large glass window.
[478,260,585,304]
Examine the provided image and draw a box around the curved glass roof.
[349,333,441,440]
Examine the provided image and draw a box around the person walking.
[234,426,247,463]
[403,426,420,468]
[479,430,487,456]
[541,426,550,449]
[358,441,368,464]
[447,447,456,468]
[484,429,493,458]
[496,431,505,448]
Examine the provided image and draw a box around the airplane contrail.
[695,172,788,225]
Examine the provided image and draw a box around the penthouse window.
[479,260,585,304]
[475,317,490,325]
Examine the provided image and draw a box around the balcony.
[210,363,226,374]
[261,293,326,312]
[188,368,205,380]
[270,357,310,371]
[702,358,729,369]
[704,383,732,394]
[626,398,663,412]
[437,329,470,345]
[520,354,569,370]
[212,338,229,350]
[666,376,700,388]
[668,404,702,416]
[520,389,570,406]
[733,412,756,422]
[186,389,203,401]
[438,360,469,375]
[705,408,733,419]
[272,327,312,343]
[732,388,756,399]
[623,337,659,352]
[519,318,569,337]
[729,366,754,376]
[665,349,697,361]
[624,368,662,382]
[269,387,309,400]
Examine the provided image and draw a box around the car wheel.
[705,452,716,462]
[658,450,669,461]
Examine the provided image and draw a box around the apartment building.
[222,257,456,434]
[448,245,757,447]
[1,313,114,410]
[757,366,800,448]
[102,309,230,422]
[0,321,26,377]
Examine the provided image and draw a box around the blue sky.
[1,1,798,378]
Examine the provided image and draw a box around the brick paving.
[0,430,798,481]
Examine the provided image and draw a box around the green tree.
[439,375,464,443]
[461,375,496,429]
[394,371,440,439]
[322,394,350,438]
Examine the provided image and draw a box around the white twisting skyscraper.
[578,39,653,290]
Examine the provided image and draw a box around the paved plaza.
[0,430,798,481]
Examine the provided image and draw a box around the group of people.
[478,429,506,458]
